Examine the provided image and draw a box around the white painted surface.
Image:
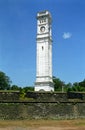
[35,11,54,91]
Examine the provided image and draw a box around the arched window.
[42,46,44,50]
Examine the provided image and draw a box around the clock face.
[40,26,45,32]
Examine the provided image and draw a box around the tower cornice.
[36,36,52,42]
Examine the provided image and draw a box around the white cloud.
[62,32,72,39]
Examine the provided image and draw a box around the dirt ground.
[1,127,85,130]
[0,119,85,130]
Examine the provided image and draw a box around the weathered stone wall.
[0,92,85,120]
[26,92,85,102]
[0,91,20,101]
[26,92,68,102]
[0,91,85,102]
[0,102,85,120]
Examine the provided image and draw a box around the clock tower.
[35,11,54,91]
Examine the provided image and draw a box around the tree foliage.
[23,86,34,92]
[11,85,20,90]
[0,71,11,90]
[53,76,65,91]
[53,76,85,92]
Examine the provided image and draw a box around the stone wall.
[0,91,20,101]
[0,92,85,120]
[0,91,85,102]
[26,92,85,102]
[0,102,85,120]
[26,92,67,102]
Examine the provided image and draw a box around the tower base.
[35,82,54,92]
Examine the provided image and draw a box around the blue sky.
[0,0,85,87]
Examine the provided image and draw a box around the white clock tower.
[35,11,54,91]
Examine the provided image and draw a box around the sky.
[0,0,85,87]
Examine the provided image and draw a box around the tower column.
[35,11,54,91]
